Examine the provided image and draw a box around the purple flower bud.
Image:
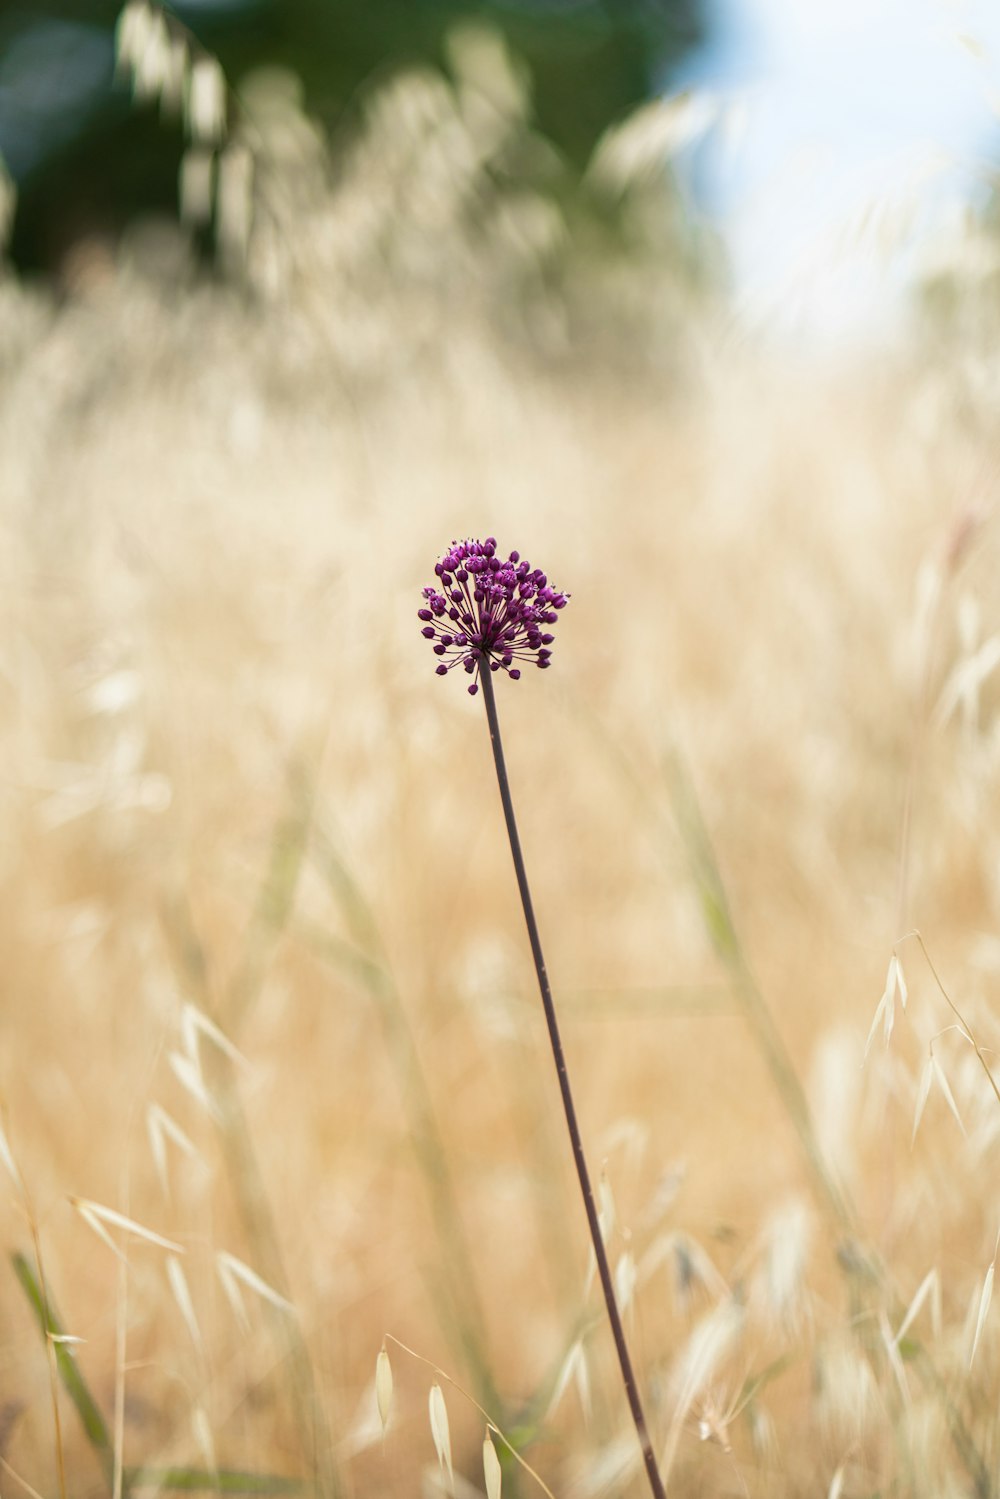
[419,538,568,690]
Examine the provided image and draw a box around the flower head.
[418,537,568,695]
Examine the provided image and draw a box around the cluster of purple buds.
[419,537,568,695]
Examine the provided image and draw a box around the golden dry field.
[3,42,1000,1499]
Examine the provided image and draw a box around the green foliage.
[191,0,703,164]
[5,0,705,274]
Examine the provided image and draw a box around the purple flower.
[418,537,568,695]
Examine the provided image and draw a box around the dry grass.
[3,44,1000,1499]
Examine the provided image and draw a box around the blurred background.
[0,0,705,275]
[3,3,1000,1498]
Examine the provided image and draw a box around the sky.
[682,0,1000,343]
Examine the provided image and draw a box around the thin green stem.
[478,663,666,1499]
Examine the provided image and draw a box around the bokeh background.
[3,3,1000,1497]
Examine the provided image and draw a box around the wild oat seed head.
[418,536,568,694]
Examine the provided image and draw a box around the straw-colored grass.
[3,45,1000,1499]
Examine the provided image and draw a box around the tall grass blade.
[12,1252,111,1458]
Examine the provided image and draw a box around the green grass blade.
[12,1251,112,1456]
[124,1470,302,1494]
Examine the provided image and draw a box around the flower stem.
[479,663,667,1499]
